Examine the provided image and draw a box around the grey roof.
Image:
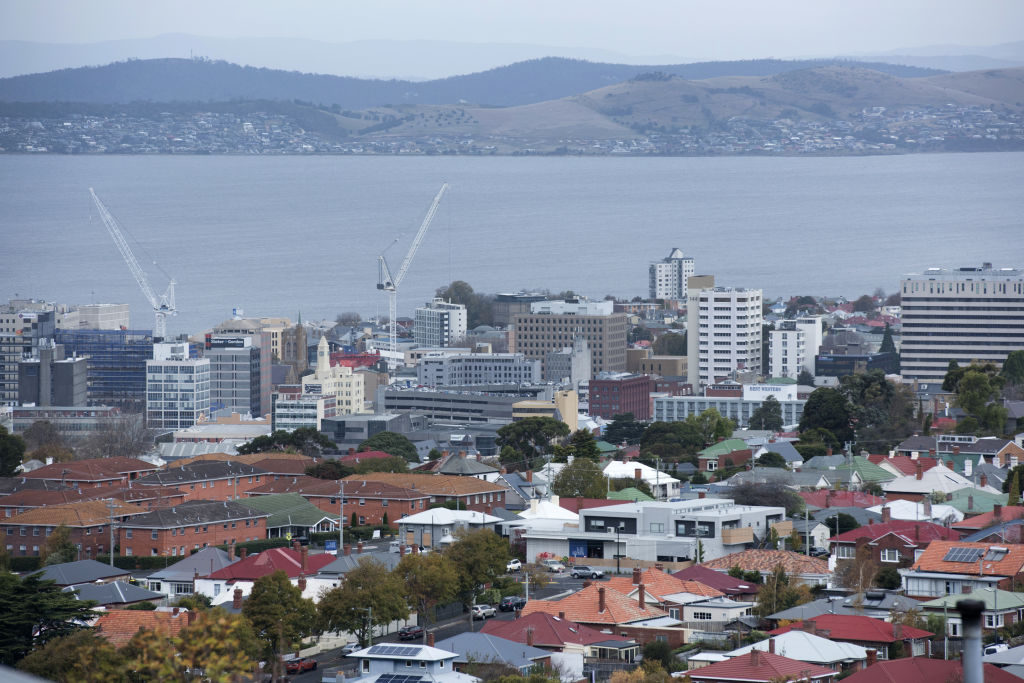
[790,518,827,533]
[801,454,848,469]
[895,435,936,453]
[983,643,1024,666]
[65,580,163,606]
[158,441,239,460]
[496,472,541,504]
[486,507,527,522]
[1006,401,1024,420]
[148,546,238,582]
[726,468,828,489]
[768,591,921,621]
[970,463,1008,489]
[438,455,499,476]
[135,461,267,485]
[961,518,1024,543]
[434,632,550,670]
[762,442,803,464]
[673,462,698,475]
[121,500,269,528]
[30,559,131,586]
[968,437,1014,455]
[811,507,883,526]
[317,550,403,576]
[0,477,66,495]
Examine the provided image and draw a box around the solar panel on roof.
[378,675,423,683]
[944,547,983,563]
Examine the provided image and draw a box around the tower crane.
[377,183,448,363]
[89,188,177,340]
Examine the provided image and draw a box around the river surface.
[1,153,1022,335]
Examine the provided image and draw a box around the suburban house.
[0,484,187,517]
[688,649,836,683]
[342,473,509,514]
[697,439,753,474]
[770,615,932,659]
[727,630,868,674]
[952,504,1024,533]
[66,580,164,608]
[246,476,431,527]
[195,544,336,604]
[672,564,761,601]
[800,490,884,510]
[397,508,502,549]
[341,643,478,683]
[881,463,981,502]
[118,500,270,558]
[238,492,339,538]
[701,550,830,586]
[19,457,160,489]
[841,656,1020,683]
[605,567,724,617]
[602,461,680,500]
[30,558,132,586]
[434,633,551,675]
[146,546,238,599]
[900,541,1024,599]
[93,608,192,648]
[918,588,1024,635]
[827,518,961,572]
[134,461,272,502]
[766,591,922,625]
[1,499,145,558]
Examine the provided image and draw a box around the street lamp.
[608,523,625,575]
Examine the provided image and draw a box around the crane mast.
[90,188,177,340]
[377,183,448,362]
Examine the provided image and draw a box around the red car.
[285,657,318,674]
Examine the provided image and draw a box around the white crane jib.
[89,188,177,340]
[377,183,448,358]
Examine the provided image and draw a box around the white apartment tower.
[769,316,823,379]
[900,263,1024,382]
[413,298,468,348]
[146,342,211,429]
[697,287,763,386]
[649,248,695,300]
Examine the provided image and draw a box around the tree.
[852,294,875,313]
[354,455,409,474]
[687,409,736,446]
[835,544,879,594]
[799,388,853,444]
[729,481,803,516]
[728,566,763,584]
[1009,471,1021,506]
[823,513,860,536]
[757,451,787,469]
[748,396,783,431]
[1003,350,1024,390]
[839,370,917,450]
[20,420,64,452]
[0,573,99,665]
[242,570,317,677]
[396,553,458,639]
[174,609,260,683]
[445,529,509,608]
[639,421,704,460]
[17,629,124,683]
[604,414,646,445]
[552,430,601,462]
[27,443,75,465]
[755,565,813,617]
[75,414,152,460]
[305,460,354,480]
[552,458,607,498]
[120,626,180,682]
[428,448,443,461]
[496,418,570,467]
[1006,464,1024,494]
[695,540,705,563]
[651,332,686,356]
[641,640,676,672]
[956,367,1007,434]
[797,369,815,386]
[874,567,901,590]
[789,529,803,553]
[879,323,896,354]
[358,431,419,463]
[41,523,77,566]
[609,477,652,497]
[436,281,494,328]
[0,427,26,478]
[238,427,335,457]
[319,557,408,647]
[336,312,362,326]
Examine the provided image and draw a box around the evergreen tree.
[1009,471,1021,507]
[0,427,26,478]
[243,571,317,677]
[0,573,99,665]
[879,323,896,354]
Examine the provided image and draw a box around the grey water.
[1,153,1022,336]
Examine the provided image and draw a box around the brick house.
[0,484,188,518]
[770,615,932,659]
[134,461,271,502]
[20,457,160,488]
[828,516,961,573]
[119,500,270,558]
[697,439,753,473]
[901,541,1024,599]
[1,500,145,558]
[341,473,509,514]
[689,649,836,683]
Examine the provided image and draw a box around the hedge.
[8,556,42,572]
[95,555,178,571]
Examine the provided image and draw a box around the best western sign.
[742,384,798,402]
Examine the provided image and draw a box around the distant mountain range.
[0,56,945,110]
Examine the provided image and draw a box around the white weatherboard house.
[397,508,502,549]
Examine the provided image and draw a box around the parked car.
[398,625,425,640]
[341,642,361,656]
[285,657,317,674]
[985,643,1009,656]
[499,596,527,611]
[471,604,496,619]
[571,565,605,579]
[809,547,829,557]
[542,559,565,573]
[507,558,522,572]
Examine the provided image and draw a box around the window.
[692,612,713,620]
[986,614,1004,628]
[406,661,412,668]
[382,500,388,507]
[125,529,133,539]
[650,523,664,533]
[835,545,855,559]
[362,661,370,674]
[669,608,680,619]
[881,549,900,563]
[706,461,717,471]
[151,530,159,540]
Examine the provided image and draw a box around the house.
[602,461,680,500]
[316,547,404,579]
[769,615,932,659]
[697,440,753,474]
[397,508,502,549]
[0,484,187,518]
[0,499,145,559]
[606,566,725,617]
[766,591,922,624]
[753,441,803,468]
[434,633,551,675]
[726,467,837,490]
[918,588,1024,635]
[65,580,164,608]
[146,546,238,599]
[237,492,339,538]
[483,470,544,510]
[827,518,960,572]
[812,506,883,528]
[342,643,478,683]
[959,518,1024,544]
[701,550,830,586]
[900,541,1024,599]
[196,544,336,604]
[945,487,1009,516]
[341,473,509,514]
[246,476,430,527]
[93,608,192,648]
[29,558,132,586]
[790,517,830,551]
[19,457,159,489]
[800,490,884,510]
[688,649,836,683]
[134,461,272,502]
[866,499,963,525]
[681,596,755,627]
[436,452,500,479]
[727,630,868,673]
[672,564,760,601]
[881,463,985,502]
[119,500,270,558]
[840,656,1020,683]
[951,504,1024,533]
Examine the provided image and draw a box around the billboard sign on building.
[743,384,798,402]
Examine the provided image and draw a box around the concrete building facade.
[545,335,591,388]
[204,334,271,418]
[75,303,131,330]
[54,328,154,408]
[0,308,55,405]
[417,352,540,387]
[649,248,695,300]
[17,341,87,406]
[511,299,627,376]
[653,385,807,428]
[414,298,468,348]
[697,287,763,386]
[304,336,363,415]
[900,263,1024,382]
[145,342,211,430]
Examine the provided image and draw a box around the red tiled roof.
[799,490,884,509]
[22,457,158,481]
[0,499,145,527]
[830,520,960,545]
[840,657,1018,683]
[206,546,334,580]
[0,484,186,511]
[769,614,932,642]
[339,450,393,464]
[558,498,631,513]
[342,472,505,495]
[952,506,1024,531]
[480,612,630,648]
[606,568,723,603]
[690,649,835,682]
[701,550,829,576]
[909,540,1024,576]
[672,564,760,596]
[866,455,938,476]
[249,459,310,475]
[521,583,666,625]
[94,609,189,647]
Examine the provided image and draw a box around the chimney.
[500,467,507,475]
[526,628,535,647]
[233,588,243,609]
[965,459,973,476]
[241,548,248,560]
[916,463,923,480]
[187,610,197,625]
[298,577,307,592]
[768,638,775,654]
[413,544,420,554]
[969,495,975,511]
[598,587,606,613]
[399,544,406,555]
[826,490,833,508]
[526,470,533,483]
[929,448,936,456]
[634,468,642,480]
[301,547,308,572]
[348,447,355,455]
[459,450,467,459]
[893,623,903,640]
[954,446,960,455]
[882,506,891,523]
[750,649,760,667]
[172,607,180,616]
[583,580,592,588]
[427,632,435,647]
[193,569,200,581]
[698,491,706,499]
[638,584,646,609]
[559,611,566,620]
[292,539,301,552]
[947,460,955,469]
[632,567,642,585]
[923,498,932,518]
[995,504,1003,520]
[343,544,351,556]
[655,563,664,572]
[981,474,988,489]
[357,541,364,554]
[228,543,236,561]
[826,446,832,456]
[866,649,877,667]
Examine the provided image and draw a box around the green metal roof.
[595,441,619,454]
[946,487,1009,514]
[698,439,750,459]
[765,377,798,385]
[837,456,897,483]
[920,588,1024,611]
[607,487,654,502]
[241,493,339,529]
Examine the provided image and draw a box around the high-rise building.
[417,352,540,386]
[900,263,1024,382]
[510,299,628,376]
[768,317,822,379]
[697,287,763,386]
[204,334,271,418]
[302,336,364,416]
[413,298,468,348]
[649,248,695,300]
[54,328,154,408]
[17,341,87,406]
[686,275,715,386]
[75,303,131,330]
[146,342,210,429]
[588,372,655,420]
[0,308,56,405]
[545,336,591,389]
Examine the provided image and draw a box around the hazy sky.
[3,0,1023,60]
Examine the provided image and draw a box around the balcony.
[770,520,793,537]
[721,527,754,545]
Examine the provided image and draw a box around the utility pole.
[106,499,117,567]
[339,479,345,554]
